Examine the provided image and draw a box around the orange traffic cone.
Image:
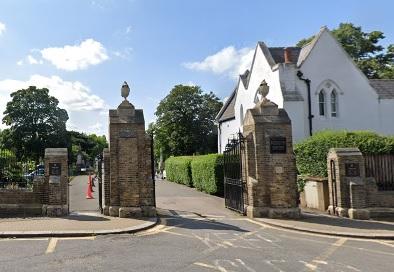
[89,174,94,192]
[86,176,94,199]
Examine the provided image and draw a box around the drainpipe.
[297,70,313,136]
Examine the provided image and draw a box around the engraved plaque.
[49,163,61,176]
[119,130,136,138]
[270,137,287,154]
[345,163,360,177]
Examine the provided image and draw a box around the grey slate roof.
[216,88,236,122]
[369,79,394,99]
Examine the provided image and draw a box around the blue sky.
[0,0,393,136]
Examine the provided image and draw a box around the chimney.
[284,47,291,64]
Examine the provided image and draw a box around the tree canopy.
[152,85,222,159]
[67,131,108,166]
[2,86,69,161]
[296,23,394,79]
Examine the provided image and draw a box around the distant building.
[216,27,394,153]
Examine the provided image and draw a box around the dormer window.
[318,90,326,116]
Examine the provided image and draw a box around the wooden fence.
[364,154,394,191]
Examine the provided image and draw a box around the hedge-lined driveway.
[156,178,237,217]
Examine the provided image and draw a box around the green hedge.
[295,130,394,177]
[191,154,224,195]
[165,156,193,186]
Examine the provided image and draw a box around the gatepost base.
[46,205,68,217]
[348,208,370,220]
[247,206,300,219]
[109,206,120,217]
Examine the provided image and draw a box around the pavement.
[0,176,393,239]
[0,175,157,237]
[1,179,393,271]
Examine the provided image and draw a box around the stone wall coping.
[328,147,362,156]
[45,148,68,156]
[299,175,328,182]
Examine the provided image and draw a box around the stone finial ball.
[121,81,130,99]
[258,79,269,99]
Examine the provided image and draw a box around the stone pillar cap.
[45,148,68,156]
[328,147,362,156]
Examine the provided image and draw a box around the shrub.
[165,156,193,186]
[191,154,224,195]
[295,130,394,177]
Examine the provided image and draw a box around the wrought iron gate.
[223,133,246,214]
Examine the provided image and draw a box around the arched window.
[240,104,244,126]
[318,90,326,116]
[331,89,338,117]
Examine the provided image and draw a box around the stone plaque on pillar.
[242,80,300,219]
[327,148,369,220]
[106,82,156,218]
[44,148,69,216]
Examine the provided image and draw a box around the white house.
[216,27,394,153]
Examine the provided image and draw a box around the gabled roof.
[216,87,237,122]
[369,79,394,99]
[297,26,327,67]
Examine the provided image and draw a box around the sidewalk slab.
[255,212,394,240]
[0,212,158,238]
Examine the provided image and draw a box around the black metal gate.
[223,133,245,214]
[330,159,337,214]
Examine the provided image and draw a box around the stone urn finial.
[257,80,269,101]
[121,81,130,100]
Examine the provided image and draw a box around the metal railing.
[0,150,40,189]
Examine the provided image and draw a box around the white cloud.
[0,21,6,36]
[16,60,23,66]
[40,39,109,71]
[183,46,254,78]
[0,75,109,134]
[112,47,133,60]
[126,26,132,34]
[27,55,43,65]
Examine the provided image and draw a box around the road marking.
[378,241,394,248]
[304,237,347,271]
[194,262,222,271]
[45,238,58,254]
[0,238,49,242]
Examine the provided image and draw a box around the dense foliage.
[191,154,224,195]
[294,130,394,177]
[152,85,222,160]
[67,131,108,166]
[1,86,69,161]
[165,156,193,186]
[165,154,224,196]
[297,23,394,79]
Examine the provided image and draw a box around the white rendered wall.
[378,99,394,135]
[234,45,282,132]
[218,118,238,153]
[284,100,308,142]
[300,29,381,134]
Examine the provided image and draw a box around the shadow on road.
[158,209,248,232]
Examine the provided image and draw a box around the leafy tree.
[153,85,222,159]
[2,86,69,161]
[67,131,108,166]
[296,23,394,79]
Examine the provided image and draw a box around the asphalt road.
[0,179,393,272]
[69,175,99,212]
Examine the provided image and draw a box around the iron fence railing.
[0,150,41,189]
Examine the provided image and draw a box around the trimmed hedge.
[295,130,394,177]
[165,156,193,186]
[164,154,224,196]
[191,154,224,195]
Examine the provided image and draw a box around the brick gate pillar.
[44,148,69,216]
[107,82,156,218]
[327,148,370,219]
[242,83,300,219]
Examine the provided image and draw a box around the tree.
[153,85,222,159]
[296,23,394,79]
[2,86,69,161]
[67,131,108,166]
